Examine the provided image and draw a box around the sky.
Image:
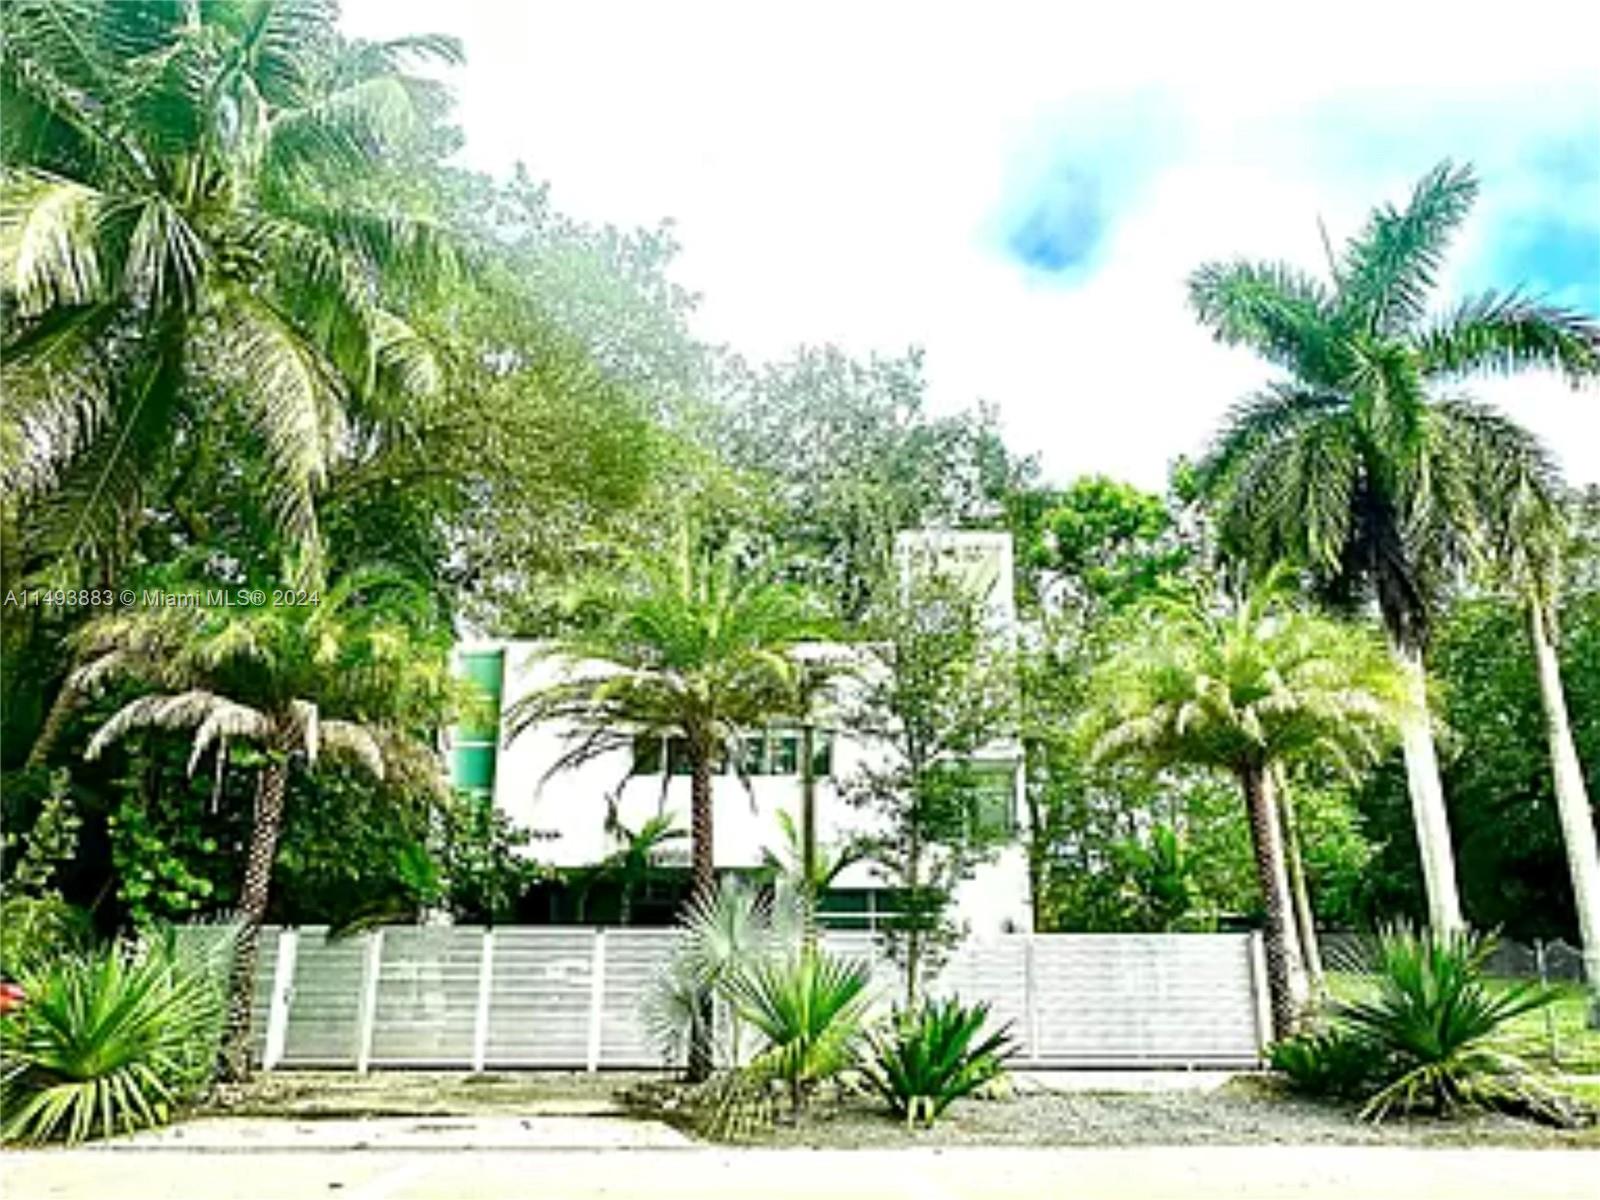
[343,0,1600,489]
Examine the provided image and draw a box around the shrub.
[1269,1028,1383,1100]
[1273,926,1576,1125]
[864,996,1016,1127]
[723,947,872,1117]
[0,926,236,1145]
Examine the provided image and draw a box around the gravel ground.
[734,1080,1600,1150]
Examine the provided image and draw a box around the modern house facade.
[449,530,1033,934]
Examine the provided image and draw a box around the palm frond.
[1338,160,1477,334]
[1417,290,1600,384]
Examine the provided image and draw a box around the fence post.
[586,930,607,1073]
[1535,938,1559,1065]
[355,929,384,1074]
[1023,934,1040,1064]
[1247,931,1273,1056]
[473,928,495,1072]
[262,928,298,1071]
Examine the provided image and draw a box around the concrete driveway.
[7,1143,1597,1200]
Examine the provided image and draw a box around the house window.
[739,735,768,776]
[451,650,504,800]
[768,733,800,775]
[817,888,903,932]
[968,767,1018,838]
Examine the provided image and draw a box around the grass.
[1324,973,1600,1077]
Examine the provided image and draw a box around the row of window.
[630,731,834,778]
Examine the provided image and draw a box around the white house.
[448,530,1033,934]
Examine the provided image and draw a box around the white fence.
[246,927,1269,1071]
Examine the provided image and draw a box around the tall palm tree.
[1084,582,1402,1036]
[1190,160,1599,932]
[0,0,459,575]
[503,531,829,1077]
[63,572,459,1077]
[1490,483,1600,1028]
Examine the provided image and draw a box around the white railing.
[247,927,1268,1071]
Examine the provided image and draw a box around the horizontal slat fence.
[250,927,1266,1071]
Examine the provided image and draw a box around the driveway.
[8,1143,1597,1199]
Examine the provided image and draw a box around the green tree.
[503,530,828,1078]
[1190,160,1599,933]
[1,0,459,576]
[61,572,458,1077]
[844,572,1016,1007]
[718,346,1029,620]
[1084,583,1402,1035]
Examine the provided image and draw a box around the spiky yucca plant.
[1337,927,1561,1123]
[863,997,1015,1128]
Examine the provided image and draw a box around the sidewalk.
[8,1144,1597,1199]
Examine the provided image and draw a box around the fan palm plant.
[0,0,460,575]
[1083,580,1403,1035]
[61,572,459,1077]
[0,924,237,1144]
[1190,160,1600,933]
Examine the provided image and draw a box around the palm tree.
[1084,582,1402,1036]
[1490,483,1600,1028]
[503,531,829,1078]
[581,812,686,926]
[0,0,459,574]
[1190,160,1599,932]
[63,572,458,1077]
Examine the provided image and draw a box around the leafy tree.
[1190,160,1600,933]
[844,572,1015,1007]
[1084,582,1403,1035]
[59,572,459,1077]
[1,0,461,578]
[718,346,1029,620]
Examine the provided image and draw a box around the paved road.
[8,1145,1597,1200]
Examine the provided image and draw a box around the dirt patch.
[212,1070,662,1119]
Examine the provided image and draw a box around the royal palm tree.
[1490,483,1600,1027]
[63,572,459,1076]
[0,0,459,574]
[1084,582,1403,1036]
[503,530,829,1077]
[1190,160,1599,932]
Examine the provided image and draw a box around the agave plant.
[1335,927,1560,1123]
[0,925,237,1145]
[863,996,1016,1128]
[721,947,872,1118]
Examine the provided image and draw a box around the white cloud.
[344,0,1600,488]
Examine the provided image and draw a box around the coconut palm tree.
[1190,160,1599,932]
[0,0,459,575]
[503,530,829,1078]
[1084,581,1403,1036]
[62,571,459,1077]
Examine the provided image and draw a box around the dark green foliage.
[1274,928,1570,1124]
[1269,1029,1383,1100]
[863,997,1016,1127]
[0,926,236,1144]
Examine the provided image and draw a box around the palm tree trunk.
[1239,764,1308,1038]
[1529,600,1600,1029]
[800,722,819,949]
[1274,765,1327,1001]
[686,743,715,1081]
[221,755,289,1081]
[1387,637,1465,933]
